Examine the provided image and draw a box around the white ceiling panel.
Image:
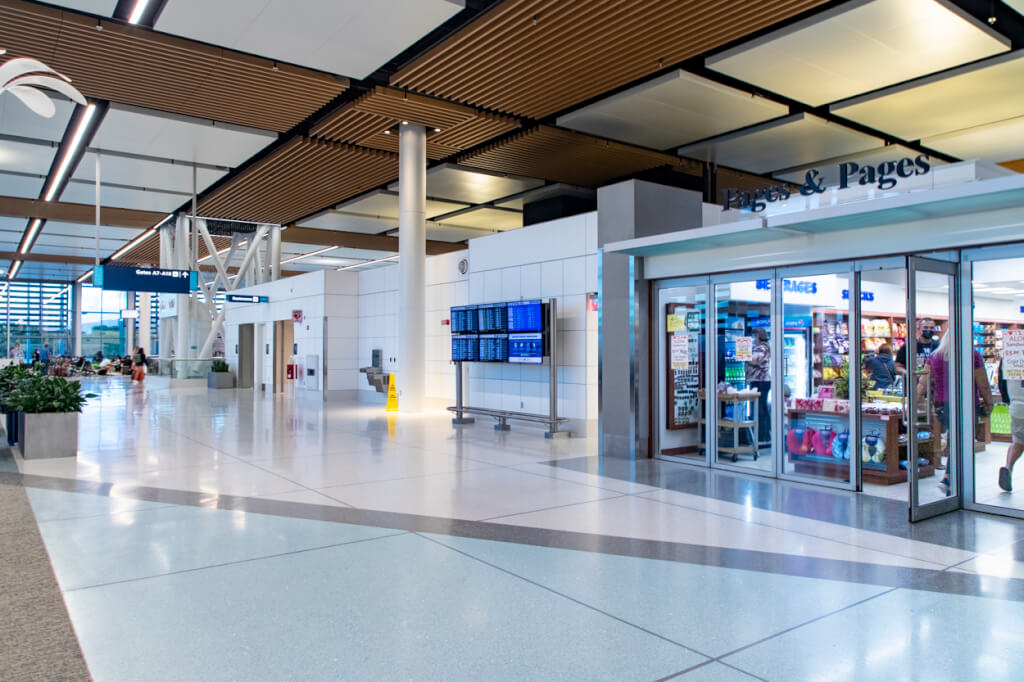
[0,139,57,175]
[336,190,469,220]
[832,51,1024,140]
[297,211,395,235]
[156,0,464,79]
[437,207,522,231]
[32,235,127,252]
[41,221,142,241]
[13,261,86,283]
[708,0,1009,107]
[40,1,116,15]
[1006,1,1024,16]
[923,116,1024,165]
[774,145,948,186]
[556,70,789,149]
[59,182,187,213]
[0,216,26,233]
[0,172,45,199]
[388,164,544,205]
[0,95,76,142]
[426,225,494,242]
[678,113,879,174]
[91,104,276,168]
[73,151,227,194]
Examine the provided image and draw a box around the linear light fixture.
[43,103,97,202]
[19,219,43,254]
[42,284,72,307]
[109,213,174,261]
[77,269,94,283]
[128,0,150,24]
[7,260,23,280]
[197,240,246,264]
[280,245,338,265]
[337,254,398,271]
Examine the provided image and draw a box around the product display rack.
[696,389,761,462]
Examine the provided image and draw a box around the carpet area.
[0,475,91,680]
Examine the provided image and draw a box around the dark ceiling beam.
[0,196,167,229]
[282,225,464,256]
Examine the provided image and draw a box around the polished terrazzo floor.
[6,376,1024,680]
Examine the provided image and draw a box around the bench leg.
[494,417,510,432]
[451,415,475,426]
[544,428,570,439]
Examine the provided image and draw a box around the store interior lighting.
[43,103,97,202]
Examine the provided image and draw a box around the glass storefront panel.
[656,283,708,462]
[714,280,772,471]
[970,257,1024,511]
[780,272,853,483]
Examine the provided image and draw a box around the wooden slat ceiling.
[0,197,166,228]
[390,0,828,119]
[116,232,231,266]
[197,137,399,224]
[311,86,519,160]
[0,0,347,132]
[457,126,699,187]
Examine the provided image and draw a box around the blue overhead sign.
[226,294,269,303]
[94,266,197,293]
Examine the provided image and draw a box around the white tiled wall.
[353,212,600,428]
[224,270,359,398]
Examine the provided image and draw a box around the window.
[80,284,126,359]
[0,281,73,359]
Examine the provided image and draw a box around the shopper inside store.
[5,1,1024,680]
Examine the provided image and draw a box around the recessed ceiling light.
[434,128,441,133]
[383,130,391,135]
[44,103,97,202]
[128,0,150,25]
[401,120,409,125]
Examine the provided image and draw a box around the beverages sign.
[723,154,932,212]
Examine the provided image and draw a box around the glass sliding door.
[778,267,855,487]
[908,257,960,521]
[712,273,774,473]
[654,279,709,464]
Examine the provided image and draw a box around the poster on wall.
[667,314,686,333]
[1004,330,1024,380]
[735,336,754,362]
[670,333,689,370]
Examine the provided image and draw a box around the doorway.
[273,320,294,394]
[238,323,254,389]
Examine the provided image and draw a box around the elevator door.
[238,324,254,389]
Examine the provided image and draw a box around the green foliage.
[833,359,873,400]
[211,360,230,373]
[4,374,97,414]
[0,363,33,408]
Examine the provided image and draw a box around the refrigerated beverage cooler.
[783,329,811,399]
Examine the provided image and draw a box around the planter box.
[207,372,235,389]
[18,411,78,459]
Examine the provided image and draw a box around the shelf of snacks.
[785,393,934,485]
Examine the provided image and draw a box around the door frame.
[907,256,961,522]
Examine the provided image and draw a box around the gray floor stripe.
[6,470,1024,601]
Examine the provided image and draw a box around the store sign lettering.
[841,289,875,302]
[756,279,818,295]
[723,154,932,212]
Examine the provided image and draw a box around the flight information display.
[478,334,509,362]
[477,304,508,333]
[508,333,544,364]
[450,305,479,333]
[451,335,479,361]
[507,300,544,332]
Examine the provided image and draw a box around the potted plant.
[208,359,235,389]
[833,359,872,400]
[5,374,96,459]
[0,363,32,447]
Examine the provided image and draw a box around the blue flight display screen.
[450,306,479,333]
[507,300,544,332]
[451,335,479,361]
[477,304,508,333]
[508,333,544,364]
[478,334,508,362]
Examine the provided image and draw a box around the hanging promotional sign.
[1004,330,1024,380]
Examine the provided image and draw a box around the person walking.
[9,343,24,365]
[131,346,147,384]
[999,363,1024,492]
[38,343,51,374]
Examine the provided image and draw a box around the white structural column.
[72,282,82,357]
[138,291,151,354]
[125,292,135,354]
[270,225,282,281]
[175,214,189,362]
[398,124,426,412]
[159,224,173,358]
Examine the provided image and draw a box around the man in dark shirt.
[895,317,938,375]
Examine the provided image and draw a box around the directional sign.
[94,266,197,293]
[226,294,269,303]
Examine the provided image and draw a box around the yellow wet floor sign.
[385,373,399,412]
